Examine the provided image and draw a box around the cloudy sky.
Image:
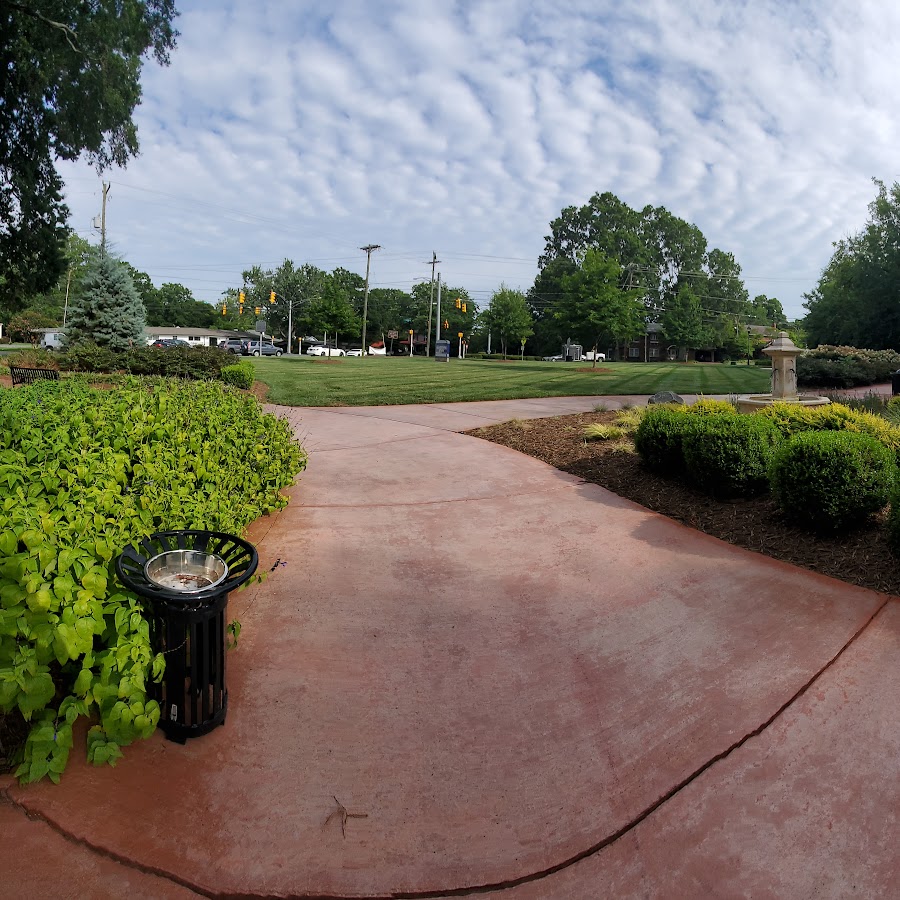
[58,0,900,320]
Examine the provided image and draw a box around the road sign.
[387,330,398,339]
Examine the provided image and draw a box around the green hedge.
[683,414,781,498]
[61,343,231,380]
[221,361,255,389]
[0,378,305,783]
[770,431,894,532]
[797,345,900,388]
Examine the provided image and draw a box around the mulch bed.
[467,411,900,597]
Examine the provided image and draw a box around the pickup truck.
[583,351,606,362]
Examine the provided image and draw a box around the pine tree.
[65,255,146,350]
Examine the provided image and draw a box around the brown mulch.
[467,411,900,597]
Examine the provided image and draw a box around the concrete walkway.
[1,396,897,898]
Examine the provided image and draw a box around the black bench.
[9,366,60,386]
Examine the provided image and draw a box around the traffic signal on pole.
[443,320,448,329]
[462,303,467,313]
[239,290,245,315]
[255,306,261,315]
[269,291,276,304]
[239,291,245,303]
[222,304,227,316]
[455,298,461,309]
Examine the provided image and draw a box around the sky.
[57,0,900,321]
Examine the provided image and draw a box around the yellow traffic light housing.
[443,319,449,329]
[239,290,245,303]
[255,306,261,315]
[462,303,467,313]
[269,291,276,304]
[222,304,227,316]
[455,297,461,309]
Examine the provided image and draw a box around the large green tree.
[145,283,217,328]
[555,249,645,364]
[64,254,146,349]
[803,180,900,349]
[661,284,714,360]
[1,0,178,302]
[484,285,533,358]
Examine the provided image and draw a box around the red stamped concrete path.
[1,395,897,899]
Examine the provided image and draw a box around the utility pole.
[424,251,440,356]
[435,274,442,344]
[360,244,381,358]
[100,181,111,257]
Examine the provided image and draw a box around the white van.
[39,330,65,351]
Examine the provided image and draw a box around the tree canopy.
[1,0,178,302]
[535,191,773,357]
[484,285,533,358]
[803,180,900,350]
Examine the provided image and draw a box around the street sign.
[255,320,266,333]
[387,330,398,339]
[435,339,450,362]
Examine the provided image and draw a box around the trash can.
[892,370,900,396]
[115,530,258,744]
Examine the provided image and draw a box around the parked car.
[151,338,191,349]
[542,354,563,362]
[307,346,345,357]
[345,348,363,357]
[222,338,248,354]
[245,341,283,357]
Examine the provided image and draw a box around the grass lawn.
[252,356,772,406]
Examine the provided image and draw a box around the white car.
[345,349,363,357]
[307,346,345,357]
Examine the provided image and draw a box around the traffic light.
[239,290,245,303]
[269,291,276,304]
[222,304,227,316]
[239,290,245,315]
[443,319,449,329]
[255,306,261,315]
[455,297,461,309]
[462,303,467,313]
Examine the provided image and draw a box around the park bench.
[9,366,60,386]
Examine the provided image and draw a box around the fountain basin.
[736,394,830,413]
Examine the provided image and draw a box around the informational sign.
[435,339,450,362]
[387,330,398,339]
[255,320,266,333]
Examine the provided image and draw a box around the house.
[619,322,668,362]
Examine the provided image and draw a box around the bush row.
[0,378,306,783]
[797,345,900,388]
[3,344,249,384]
[634,401,900,539]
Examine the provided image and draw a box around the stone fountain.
[735,332,830,413]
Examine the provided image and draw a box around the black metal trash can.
[892,370,900,396]
[115,530,258,744]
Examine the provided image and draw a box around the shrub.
[683,414,781,498]
[0,378,306,783]
[633,405,692,475]
[2,349,60,370]
[584,424,624,441]
[687,398,736,417]
[798,345,900,388]
[60,342,232,381]
[770,431,895,532]
[221,361,255,389]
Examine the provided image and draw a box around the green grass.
[251,356,771,406]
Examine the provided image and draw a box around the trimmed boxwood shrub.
[221,361,255,389]
[633,405,693,475]
[770,431,895,532]
[60,342,232,381]
[683,414,781,498]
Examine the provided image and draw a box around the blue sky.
[57,0,900,320]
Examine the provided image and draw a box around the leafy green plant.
[613,406,644,431]
[683,415,781,498]
[770,431,895,532]
[2,349,60,370]
[221,361,255,389]
[633,405,692,475]
[0,378,306,783]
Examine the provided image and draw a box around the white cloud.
[56,0,900,317]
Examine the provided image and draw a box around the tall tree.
[1,0,179,303]
[484,285,533,358]
[804,180,900,349]
[661,284,712,360]
[64,255,146,350]
[555,249,645,365]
